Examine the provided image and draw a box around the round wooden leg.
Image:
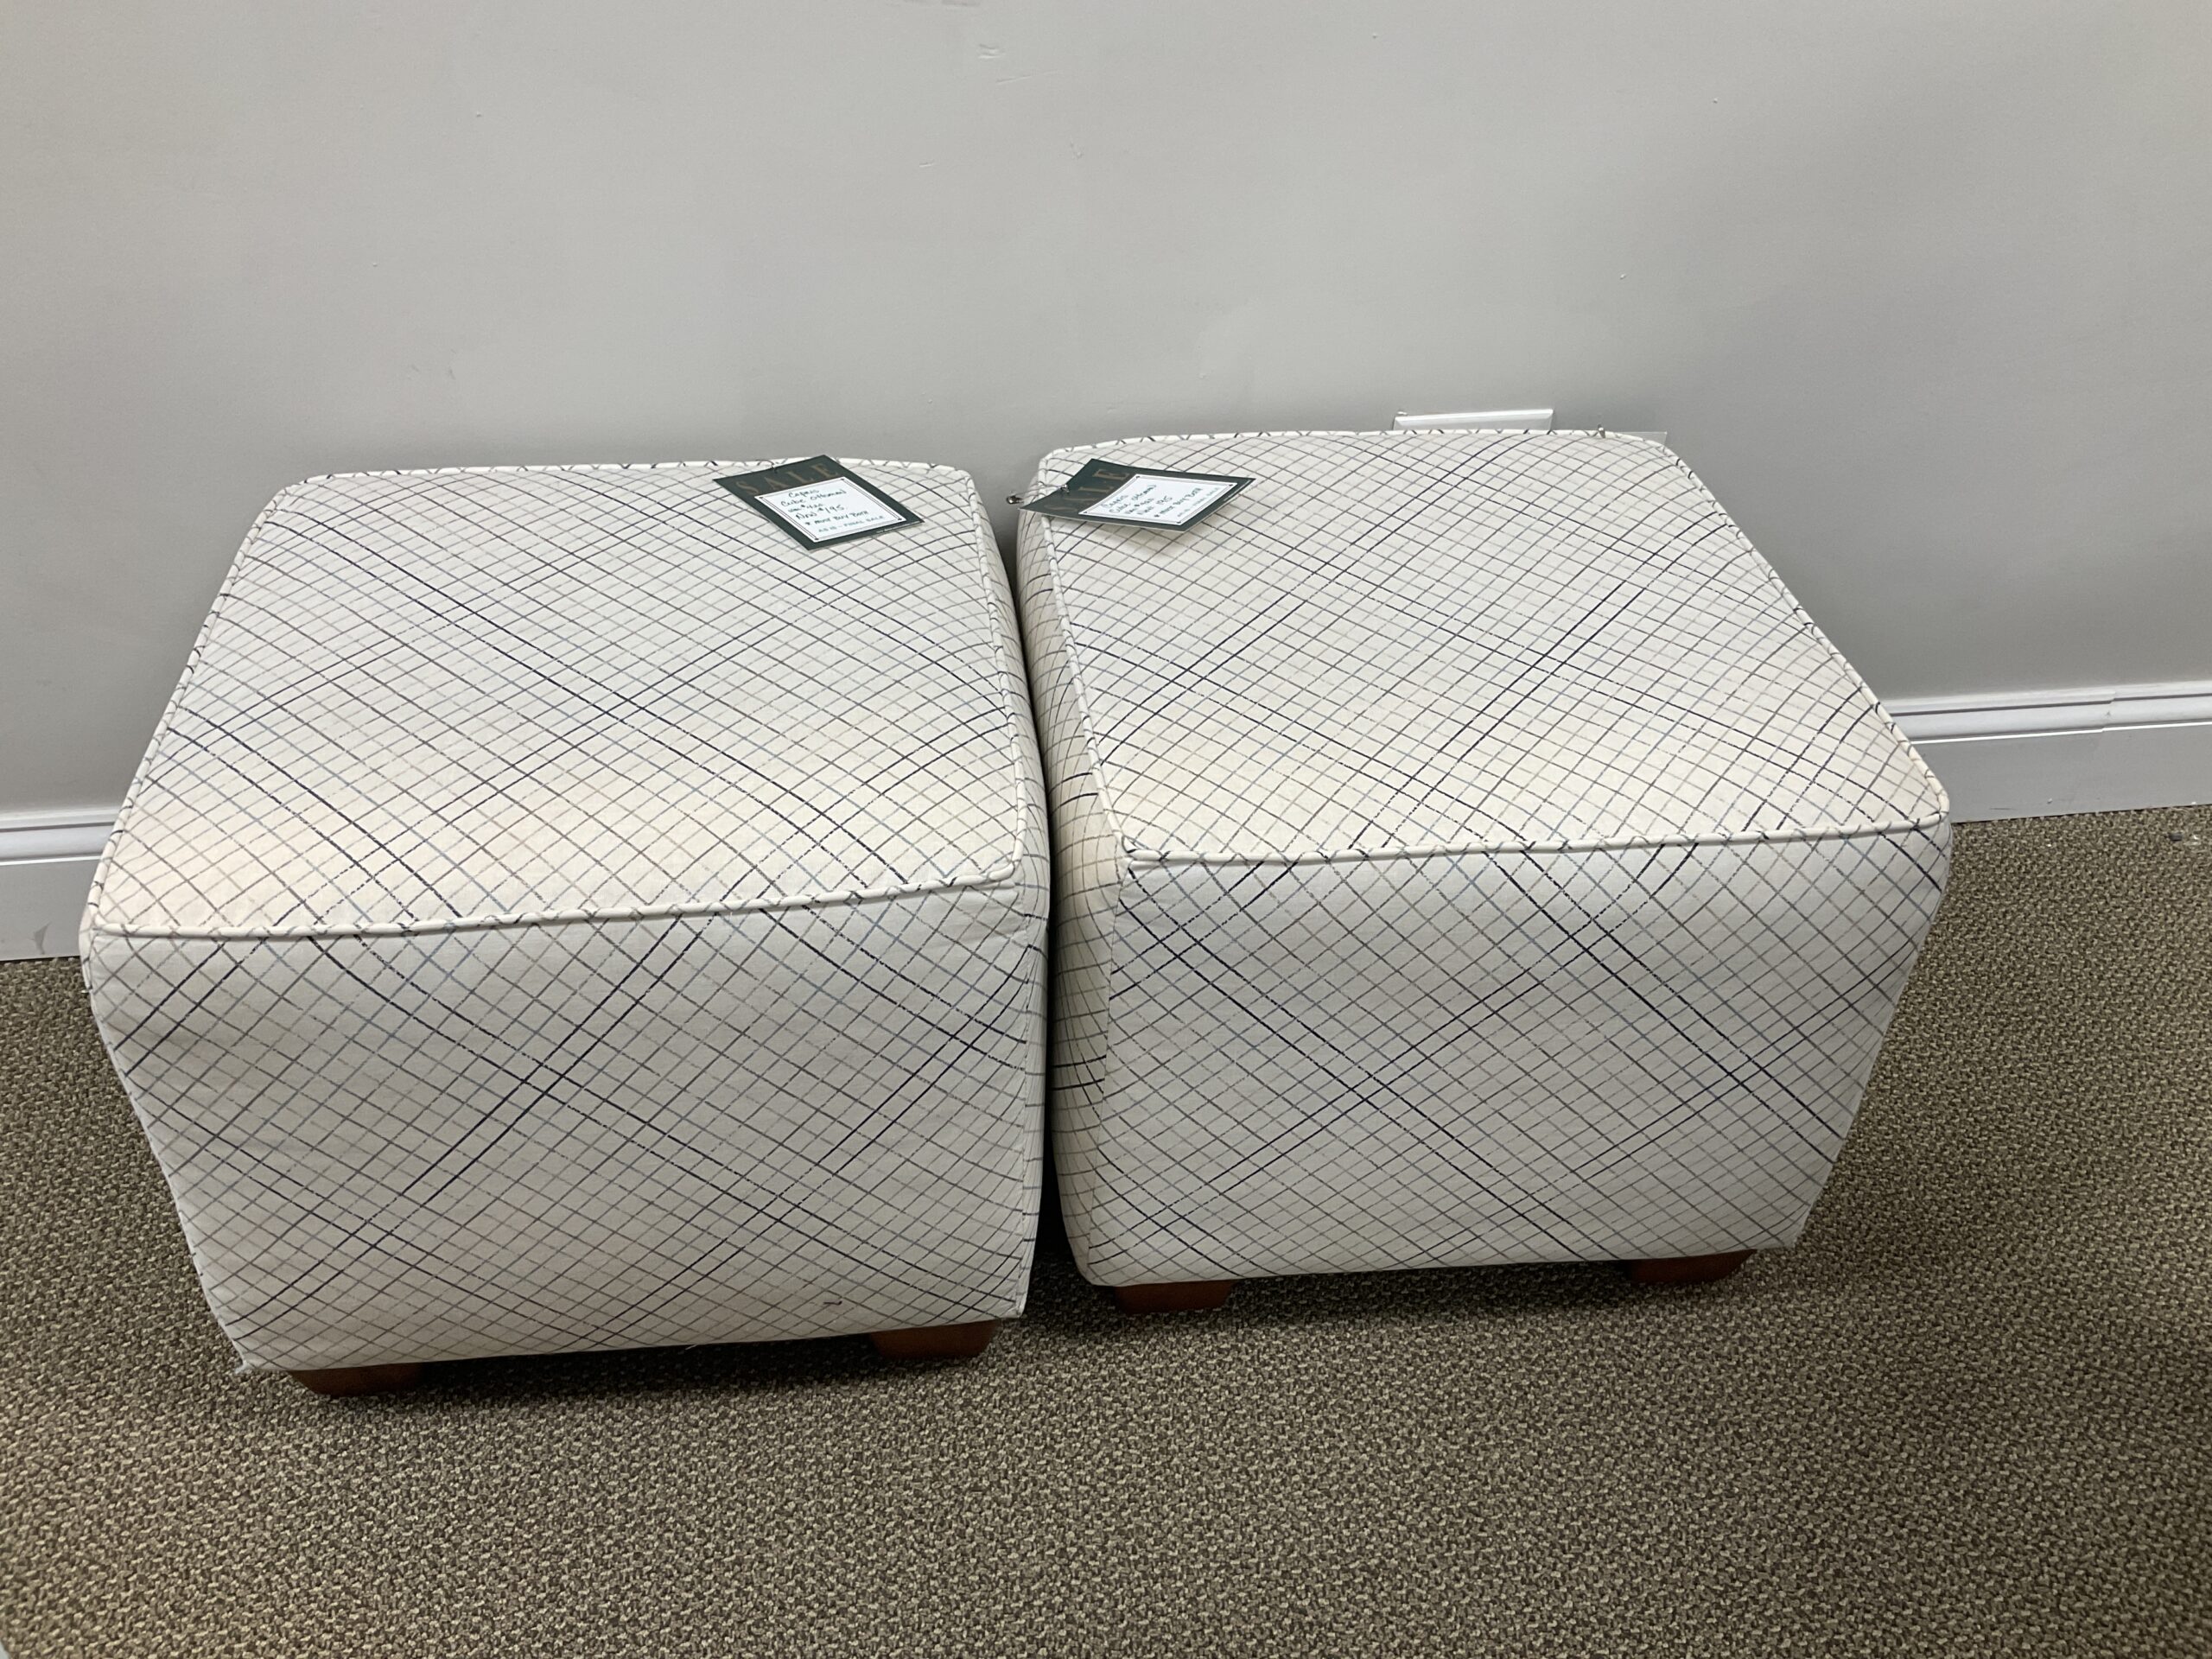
[1627,1250,1753,1287]
[1111,1280,1236,1314]
[289,1362,425,1396]
[869,1320,998,1361]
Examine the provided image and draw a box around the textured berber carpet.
[3,807,2209,1657]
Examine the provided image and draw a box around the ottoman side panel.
[969,487,1055,1305]
[1070,823,1949,1285]
[1012,500,1135,1284]
[81,874,1047,1372]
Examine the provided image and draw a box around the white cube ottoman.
[1016,429,1949,1305]
[83,460,1048,1389]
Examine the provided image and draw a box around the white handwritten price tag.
[1082,474,1242,525]
[716,457,921,549]
[757,478,907,541]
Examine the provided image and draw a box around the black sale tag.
[1018,459,1251,531]
[715,456,922,549]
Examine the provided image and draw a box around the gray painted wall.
[5,0,2209,815]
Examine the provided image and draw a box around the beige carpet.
[4,808,2209,1658]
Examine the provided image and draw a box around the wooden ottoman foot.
[1112,1280,1236,1314]
[1628,1250,1753,1287]
[289,1362,425,1396]
[869,1320,998,1361]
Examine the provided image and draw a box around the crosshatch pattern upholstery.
[82,461,1049,1372]
[1018,429,1950,1287]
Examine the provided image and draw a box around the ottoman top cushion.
[1023,429,1944,864]
[91,461,1033,938]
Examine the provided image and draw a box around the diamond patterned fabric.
[92,463,1030,936]
[1018,430,1949,1287]
[83,461,1048,1370]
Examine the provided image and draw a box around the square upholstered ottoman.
[1016,429,1949,1306]
[83,460,1047,1389]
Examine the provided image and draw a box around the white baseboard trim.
[5,677,2210,959]
[1887,679,2212,823]
[0,810,111,962]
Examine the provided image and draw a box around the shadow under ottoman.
[1016,429,1950,1303]
[82,460,1048,1389]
